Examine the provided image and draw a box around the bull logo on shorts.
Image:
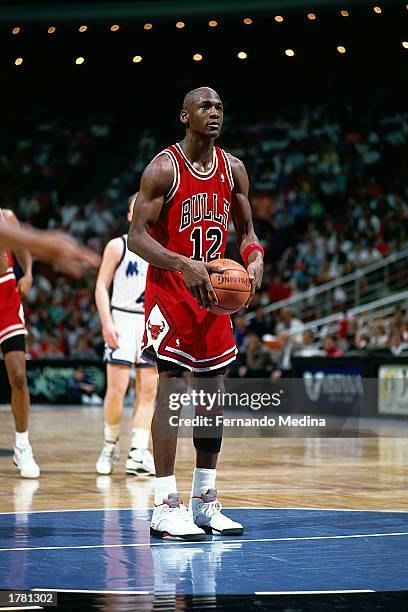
[148,321,165,340]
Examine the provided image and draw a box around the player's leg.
[3,336,40,479]
[125,365,157,476]
[189,368,243,535]
[96,363,130,475]
[150,361,205,540]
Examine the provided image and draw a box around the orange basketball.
[208,258,251,315]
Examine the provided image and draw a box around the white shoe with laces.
[150,492,206,541]
[96,440,120,475]
[13,445,40,479]
[189,489,243,535]
[125,448,155,476]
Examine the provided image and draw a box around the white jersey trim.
[151,149,180,204]
[163,149,180,203]
[0,272,15,284]
[220,149,234,190]
[166,344,237,363]
[154,350,237,372]
[175,143,218,180]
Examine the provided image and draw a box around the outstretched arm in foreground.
[0,224,101,278]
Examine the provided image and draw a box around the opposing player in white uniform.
[95,194,157,475]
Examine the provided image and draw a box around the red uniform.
[141,143,237,372]
[0,209,27,347]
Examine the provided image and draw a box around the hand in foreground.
[17,274,33,299]
[245,254,264,308]
[33,230,101,278]
[102,321,120,349]
[181,259,226,309]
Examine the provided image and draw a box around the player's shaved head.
[182,87,221,111]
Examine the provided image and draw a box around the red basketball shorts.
[0,275,27,346]
[141,268,237,372]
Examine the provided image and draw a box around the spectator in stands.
[322,334,343,357]
[271,331,294,379]
[233,315,248,351]
[275,308,303,344]
[387,331,408,356]
[238,334,273,378]
[370,322,388,348]
[268,274,291,303]
[41,335,65,359]
[70,337,99,360]
[295,330,323,356]
[248,306,272,339]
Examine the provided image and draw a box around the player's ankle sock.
[15,431,29,448]
[191,467,216,498]
[154,475,177,505]
[104,423,120,443]
[131,427,150,450]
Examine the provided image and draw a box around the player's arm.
[95,238,123,349]
[0,224,100,278]
[229,155,264,307]
[3,209,33,299]
[128,156,221,309]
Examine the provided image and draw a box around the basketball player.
[0,223,101,277]
[128,87,264,540]
[95,194,157,476]
[0,208,38,477]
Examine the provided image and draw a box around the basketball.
[208,258,251,315]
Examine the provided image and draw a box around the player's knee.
[8,369,27,391]
[106,383,127,401]
[193,436,223,453]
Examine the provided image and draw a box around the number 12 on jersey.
[190,227,222,262]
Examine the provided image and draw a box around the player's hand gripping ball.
[208,258,251,315]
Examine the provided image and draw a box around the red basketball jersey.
[150,143,234,261]
[0,208,26,345]
[142,143,238,372]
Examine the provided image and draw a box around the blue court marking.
[0,509,407,594]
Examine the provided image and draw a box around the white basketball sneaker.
[13,445,40,479]
[150,493,206,541]
[189,489,243,535]
[96,440,120,475]
[125,448,155,476]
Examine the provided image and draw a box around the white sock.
[104,423,120,443]
[15,431,29,448]
[131,427,150,450]
[154,475,177,505]
[191,468,216,498]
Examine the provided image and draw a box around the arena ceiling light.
[402,41,408,49]
[337,45,346,53]
[12,27,21,35]
[243,18,252,25]
[144,23,153,30]
[307,13,316,20]
[285,48,295,56]
[237,51,247,60]
[373,6,382,13]
[14,57,23,66]
[79,25,87,32]
[340,10,349,17]
[75,56,85,65]
[209,20,218,27]
[132,55,143,63]
[193,53,203,61]
[275,15,284,23]
[110,24,120,31]
[48,26,56,34]
[176,21,185,29]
